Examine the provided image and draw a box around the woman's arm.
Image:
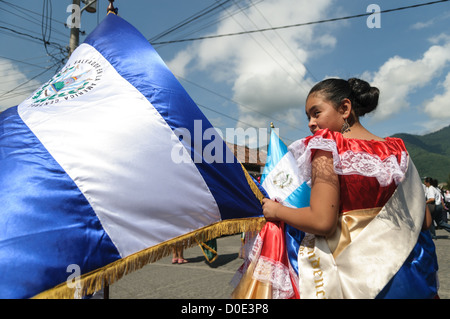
[262,150,340,237]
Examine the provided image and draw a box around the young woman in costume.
[232,78,437,299]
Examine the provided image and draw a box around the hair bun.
[347,78,379,117]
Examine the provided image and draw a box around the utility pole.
[68,0,81,57]
[68,0,98,57]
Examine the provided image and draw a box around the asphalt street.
[109,229,450,299]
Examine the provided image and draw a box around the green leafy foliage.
[392,125,450,186]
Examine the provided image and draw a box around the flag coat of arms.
[0,13,264,299]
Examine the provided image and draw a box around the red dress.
[303,129,408,214]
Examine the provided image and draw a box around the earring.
[341,118,351,134]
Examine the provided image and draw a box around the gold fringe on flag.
[33,164,266,299]
[33,217,266,299]
[239,162,265,204]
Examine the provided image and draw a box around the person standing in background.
[424,177,450,239]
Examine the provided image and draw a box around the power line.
[0,55,50,69]
[42,0,53,56]
[152,0,450,45]
[0,83,41,101]
[149,0,233,43]
[0,25,67,67]
[225,0,310,93]
[0,61,59,99]
[251,1,318,82]
[0,1,68,38]
[0,0,66,25]
[197,102,295,145]
[0,19,67,45]
[177,75,307,136]
[0,0,69,66]
[149,0,265,49]
[0,25,63,50]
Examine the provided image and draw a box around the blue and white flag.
[260,128,310,277]
[0,13,264,299]
[261,127,310,209]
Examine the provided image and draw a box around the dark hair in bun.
[308,77,379,117]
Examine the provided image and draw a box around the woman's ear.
[339,98,352,119]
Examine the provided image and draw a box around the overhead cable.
[152,0,450,45]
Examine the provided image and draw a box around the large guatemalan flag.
[0,13,265,299]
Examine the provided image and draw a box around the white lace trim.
[230,234,295,299]
[288,136,408,187]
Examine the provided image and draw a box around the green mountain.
[392,125,450,185]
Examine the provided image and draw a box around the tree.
[445,173,450,190]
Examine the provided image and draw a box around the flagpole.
[104,283,109,299]
[102,1,116,300]
[107,0,117,14]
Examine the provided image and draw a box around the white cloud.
[410,19,435,30]
[423,72,450,119]
[0,59,41,112]
[363,40,450,120]
[167,0,335,130]
[166,49,193,78]
[411,11,450,30]
[429,33,450,45]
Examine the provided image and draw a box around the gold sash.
[232,207,383,299]
[327,207,382,259]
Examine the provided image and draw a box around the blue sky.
[1,0,450,147]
